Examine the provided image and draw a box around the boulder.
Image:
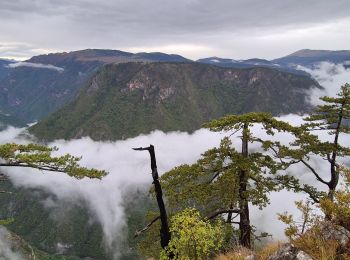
[317,221,350,248]
[266,243,312,260]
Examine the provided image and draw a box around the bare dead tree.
[133,145,172,251]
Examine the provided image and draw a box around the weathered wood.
[133,145,172,251]
[134,215,160,238]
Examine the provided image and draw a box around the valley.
[0,48,349,259]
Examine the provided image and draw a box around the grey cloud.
[0,43,49,60]
[299,62,350,105]
[1,1,349,31]
[0,0,350,59]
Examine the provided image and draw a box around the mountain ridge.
[29,62,320,141]
[1,48,347,127]
[0,50,191,124]
[27,49,191,65]
[272,49,350,67]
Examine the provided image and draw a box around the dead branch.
[134,216,161,238]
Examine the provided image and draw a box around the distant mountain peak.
[27,49,191,65]
[272,49,350,67]
[286,49,333,57]
[284,49,350,58]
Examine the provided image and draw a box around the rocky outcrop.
[317,221,350,248]
[266,244,312,260]
[267,221,350,260]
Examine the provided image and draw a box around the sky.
[0,0,350,60]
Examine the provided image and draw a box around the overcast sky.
[0,0,349,60]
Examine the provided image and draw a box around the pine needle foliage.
[0,143,107,179]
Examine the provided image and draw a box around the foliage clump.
[160,208,224,260]
[0,143,107,179]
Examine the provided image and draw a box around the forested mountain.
[196,56,300,74]
[272,49,350,67]
[0,49,190,123]
[0,48,348,126]
[0,113,26,130]
[0,59,13,81]
[29,62,319,141]
[197,49,350,72]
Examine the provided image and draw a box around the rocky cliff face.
[0,50,190,123]
[30,62,319,141]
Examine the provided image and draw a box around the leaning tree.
[275,83,350,203]
[299,83,350,201]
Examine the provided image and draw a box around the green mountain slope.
[30,62,319,141]
[0,49,190,123]
[0,58,103,123]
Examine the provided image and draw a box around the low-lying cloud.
[7,61,64,72]
[0,63,349,258]
[298,62,350,105]
[1,114,341,257]
[1,129,223,258]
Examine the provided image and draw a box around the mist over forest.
[0,61,349,259]
[1,1,350,259]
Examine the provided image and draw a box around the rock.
[266,243,312,260]
[266,221,350,259]
[317,221,350,248]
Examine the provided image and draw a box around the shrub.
[161,208,224,260]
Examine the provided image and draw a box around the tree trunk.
[147,145,172,250]
[239,123,251,248]
[327,106,343,202]
[133,145,172,251]
[327,167,339,201]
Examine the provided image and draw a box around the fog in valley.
[0,62,350,257]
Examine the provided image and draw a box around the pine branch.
[0,162,69,173]
[300,159,329,185]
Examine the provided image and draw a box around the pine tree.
[161,112,299,248]
[292,83,350,201]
